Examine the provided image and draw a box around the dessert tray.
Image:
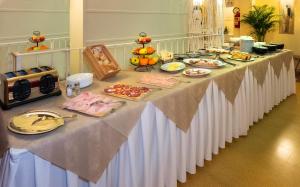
[63,92,125,117]
[183,58,225,69]
[182,68,212,77]
[104,84,153,101]
[138,74,180,88]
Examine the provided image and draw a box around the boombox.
[0,66,62,110]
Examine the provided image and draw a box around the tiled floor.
[178,83,300,187]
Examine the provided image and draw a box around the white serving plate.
[183,58,226,69]
[183,68,212,77]
[160,62,186,72]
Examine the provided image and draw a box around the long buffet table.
[0,50,296,187]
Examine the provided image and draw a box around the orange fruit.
[146,47,155,54]
[148,58,156,65]
[139,58,149,66]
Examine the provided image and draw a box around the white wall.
[83,0,190,70]
[83,0,190,45]
[0,0,70,74]
[0,0,69,43]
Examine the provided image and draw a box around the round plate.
[183,58,226,69]
[8,110,64,135]
[183,68,212,77]
[160,62,186,72]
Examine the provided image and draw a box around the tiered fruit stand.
[130,32,159,72]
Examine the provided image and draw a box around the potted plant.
[241,5,279,42]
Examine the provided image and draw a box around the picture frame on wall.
[279,0,295,34]
[225,0,234,7]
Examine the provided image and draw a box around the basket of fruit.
[130,32,159,72]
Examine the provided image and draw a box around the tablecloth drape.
[0,59,295,187]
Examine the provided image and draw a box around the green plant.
[241,5,279,42]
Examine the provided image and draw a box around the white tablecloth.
[0,61,296,187]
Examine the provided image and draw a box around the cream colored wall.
[227,0,300,55]
[70,0,83,74]
[0,0,70,75]
[83,0,189,45]
[82,0,190,70]
[223,1,252,38]
[0,0,69,42]
[224,7,234,35]
[254,0,300,55]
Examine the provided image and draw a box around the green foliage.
[241,5,279,42]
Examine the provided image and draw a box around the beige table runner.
[248,58,270,86]
[150,78,210,132]
[213,65,247,104]
[0,50,293,182]
[282,50,293,70]
[270,51,291,78]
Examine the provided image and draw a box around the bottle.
[66,84,73,97]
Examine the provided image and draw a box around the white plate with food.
[206,48,230,54]
[228,56,255,62]
[8,110,75,135]
[228,51,255,62]
[160,62,186,72]
[183,68,212,77]
[183,58,225,69]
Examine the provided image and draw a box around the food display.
[139,74,179,88]
[183,68,212,78]
[84,44,120,80]
[130,32,159,71]
[229,51,254,61]
[104,84,152,101]
[63,92,125,117]
[159,50,174,62]
[206,48,229,54]
[27,31,48,51]
[160,62,186,72]
[183,58,225,69]
[8,111,70,135]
